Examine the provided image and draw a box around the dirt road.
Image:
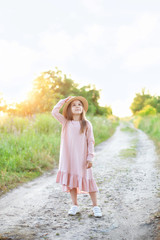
[0,122,160,240]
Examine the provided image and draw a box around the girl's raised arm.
[52,97,71,125]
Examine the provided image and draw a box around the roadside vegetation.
[134,115,160,142]
[130,88,160,151]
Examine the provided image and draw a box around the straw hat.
[62,96,88,118]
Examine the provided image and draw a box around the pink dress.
[52,98,98,194]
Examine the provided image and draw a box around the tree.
[130,89,151,115]
[130,88,160,115]
[137,105,157,116]
[5,68,113,117]
[25,69,79,114]
[144,96,160,113]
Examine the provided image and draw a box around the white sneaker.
[93,206,102,217]
[68,205,80,215]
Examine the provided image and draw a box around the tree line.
[0,68,112,117]
[130,88,160,116]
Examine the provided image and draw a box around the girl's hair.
[66,101,87,133]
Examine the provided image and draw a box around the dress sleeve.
[86,121,95,162]
[51,99,67,125]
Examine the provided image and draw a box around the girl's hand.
[65,96,72,103]
[86,161,92,169]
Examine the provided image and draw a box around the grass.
[121,126,136,133]
[133,114,160,164]
[133,114,160,142]
[119,132,138,160]
[119,147,137,159]
[120,119,136,133]
[88,115,119,145]
[0,113,119,194]
[119,121,138,160]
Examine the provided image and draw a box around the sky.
[0,0,160,117]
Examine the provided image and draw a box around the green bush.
[137,105,157,117]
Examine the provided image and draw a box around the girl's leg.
[70,188,78,205]
[89,191,97,206]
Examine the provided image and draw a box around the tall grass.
[0,113,119,194]
[134,114,160,142]
[88,115,119,145]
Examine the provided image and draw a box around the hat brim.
[62,96,88,118]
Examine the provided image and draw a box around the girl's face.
[71,100,83,115]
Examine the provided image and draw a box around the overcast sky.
[0,0,160,117]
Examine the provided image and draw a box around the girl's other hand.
[86,161,92,169]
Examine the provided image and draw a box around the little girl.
[52,96,102,217]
